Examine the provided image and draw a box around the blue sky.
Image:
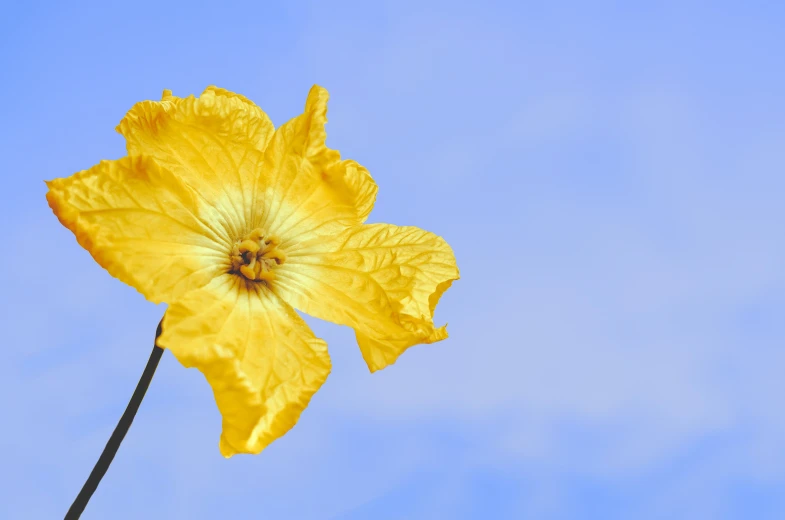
[2,1,784,518]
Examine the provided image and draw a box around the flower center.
[230,228,286,282]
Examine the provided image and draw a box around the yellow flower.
[46,86,459,457]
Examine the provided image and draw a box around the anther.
[238,240,260,254]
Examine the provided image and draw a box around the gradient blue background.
[2,1,784,518]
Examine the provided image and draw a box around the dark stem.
[64,320,165,520]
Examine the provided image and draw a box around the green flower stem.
[65,320,164,520]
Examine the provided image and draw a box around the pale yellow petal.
[255,86,378,248]
[46,156,230,304]
[118,85,377,247]
[157,274,331,457]
[117,86,275,235]
[273,224,459,372]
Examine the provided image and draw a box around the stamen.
[229,228,286,283]
[256,270,275,282]
[240,265,256,280]
[263,250,287,265]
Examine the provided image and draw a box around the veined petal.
[273,224,459,372]
[117,86,275,236]
[46,156,230,304]
[255,86,378,248]
[157,274,331,457]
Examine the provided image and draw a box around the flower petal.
[273,224,459,372]
[117,86,275,236]
[255,86,378,247]
[157,274,331,457]
[46,156,231,304]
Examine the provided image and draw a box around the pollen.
[230,228,286,282]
